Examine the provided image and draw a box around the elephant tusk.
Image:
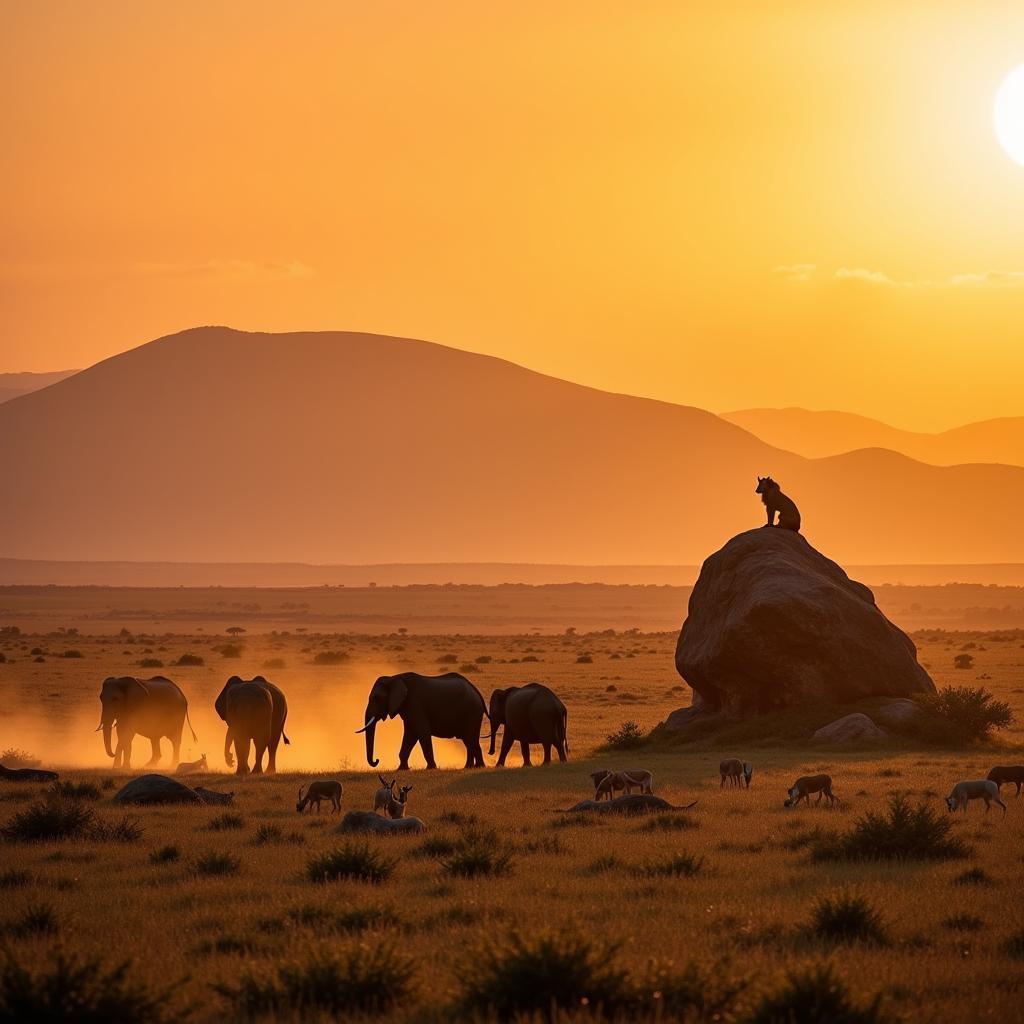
[355,716,378,735]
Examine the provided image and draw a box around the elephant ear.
[123,677,149,710]
[387,678,408,718]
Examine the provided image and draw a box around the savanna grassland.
[1,586,1024,1022]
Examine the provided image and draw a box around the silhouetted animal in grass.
[296,780,343,814]
[986,765,1024,796]
[946,779,1006,816]
[719,758,753,788]
[784,774,836,807]
[756,476,801,532]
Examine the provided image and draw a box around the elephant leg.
[463,743,474,769]
[144,736,161,767]
[541,742,552,765]
[520,740,533,768]
[266,736,279,774]
[251,741,267,775]
[398,725,416,770]
[419,731,437,770]
[123,735,134,769]
[497,729,515,767]
[169,727,183,769]
[555,737,567,762]
[471,739,485,768]
[235,736,251,775]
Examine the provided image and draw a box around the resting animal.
[0,764,58,783]
[175,753,208,775]
[719,758,753,789]
[592,769,653,801]
[986,765,1024,796]
[784,774,837,808]
[296,780,343,814]
[945,779,1006,816]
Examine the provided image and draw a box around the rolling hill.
[1,326,1023,566]
[0,370,78,405]
[722,407,1024,467]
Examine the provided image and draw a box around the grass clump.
[0,869,31,889]
[89,816,144,843]
[204,812,244,832]
[412,834,459,860]
[456,927,628,1021]
[50,780,102,802]
[149,844,181,865]
[441,828,514,879]
[633,851,704,879]
[812,794,969,863]
[942,914,984,932]
[2,798,96,842]
[0,951,181,1023]
[194,852,241,877]
[307,842,396,884]
[173,653,204,666]
[5,903,59,938]
[638,813,699,832]
[806,892,887,945]
[746,962,893,1024]
[953,867,993,886]
[1004,931,1024,959]
[216,941,413,1017]
[312,650,349,665]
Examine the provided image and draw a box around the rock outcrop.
[673,529,935,717]
[812,713,887,743]
[112,773,230,805]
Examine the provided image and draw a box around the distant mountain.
[0,370,79,405]
[1,327,1023,565]
[722,407,1024,467]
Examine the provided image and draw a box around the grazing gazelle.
[945,779,1006,816]
[784,774,837,808]
[296,780,343,814]
[590,769,653,801]
[719,758,753,788]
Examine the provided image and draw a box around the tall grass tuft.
[807,892,887,944]
[812,794,969,862]
[633,852,704,879]
[216,941,413,1017]
[307,842,396,884]
[746,962,894,1024]
[50,780,102,802]
[2,798,96,842]
[441,827,514,878]
[194,852,241,877]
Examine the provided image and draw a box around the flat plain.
[1,585,1023,1022]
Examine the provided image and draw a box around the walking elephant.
[215,675,290,775]
[489,682,568,766]
[357,672,487,770]
[96,676,196,770]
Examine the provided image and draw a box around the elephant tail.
[561,706,569,754]
[185,708,198,743]
[282,731,291,746]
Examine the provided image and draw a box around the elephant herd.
[96,671,569,775]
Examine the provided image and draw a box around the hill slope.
[0,370,79,405]
[723,407,1024,467]
[1,327,1023,565]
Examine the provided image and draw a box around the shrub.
[0,749,40,769]
[174,653,204,667]
[0,951,180,1023]
[576,654,593,664]
[0,869,31,889]
[953,653,974,669]
[307,843,396,884]
[629,959,747,1021]
[50,780,102,802]
[218,644,243,659]
[252,824,283,845]
[216,941,413,1016]
[149,845,180,865]
[441,829,514,879]
[262,658,287,670]
[436,653,458,664]
[6,903,59,938]
[807,892,886,944]
[89,816,144,843]
[633,852,704,879]
[942,913,984,931]
[194,852,241,877]
[138,658,163,668]
[456,927,628,1020]
[59,650,83,659]
[204,812,244,832]
[954,867,993,886]
[746,963,892,1024]
[1005,931,1024,959]
[812,794,970,862]
[412,834,459,860]
[2,798,96,842]
[313,650,348,665]
[916,686,1012,743]
[603,720,645,750]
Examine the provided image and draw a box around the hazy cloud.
[834,267,899,286]
[773,263,816,282]
[778,265,1024,290]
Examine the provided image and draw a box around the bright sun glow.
[993,65,1024,165]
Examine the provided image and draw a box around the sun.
[994,65,1024,166]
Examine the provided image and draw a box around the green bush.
[216,941,413,1017]
[812,794,970,863]
[0,951,181,1023]
[59,650,83,659]
[603,720,645,750]
[262,658,287,670]
[953,867,993,886]
[307,843,396,884]
[807,892,886,944]
[1005,931,1024,959]
[916,686,1012,743]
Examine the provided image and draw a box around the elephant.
[489,682,568,766]
[96,676,196,770]
[214,675,290,775]
[357,672,487,770]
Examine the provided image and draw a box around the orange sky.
[3,2,1024,431]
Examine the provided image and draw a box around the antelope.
[945,779,1006,816]
[592,769,653,801]
[784,774,837,808]
[373,774,396,815]
[986,765,1024,796]
[175,753,208,776]
[386,784,413,819]
[719,758,753,788]
[296,780,343,814]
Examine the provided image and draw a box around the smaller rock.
[337,811,426,835]
[113,773,203,805]
[194,787,234,806]
[558,794,697,815]
[0,765,59,783]
[873,698,922,728]
[812,713,887,744]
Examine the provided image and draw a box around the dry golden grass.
[1,604,1023,1021]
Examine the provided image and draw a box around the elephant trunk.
[223,727,234,768]
[489,723,498,757]
[102,721,115,759]
[364,719,379,768]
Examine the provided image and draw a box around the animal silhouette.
[755,476,801,532]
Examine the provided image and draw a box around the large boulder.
[812,713,887,744]
[674,529,935,715]
[113,774,204,805]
